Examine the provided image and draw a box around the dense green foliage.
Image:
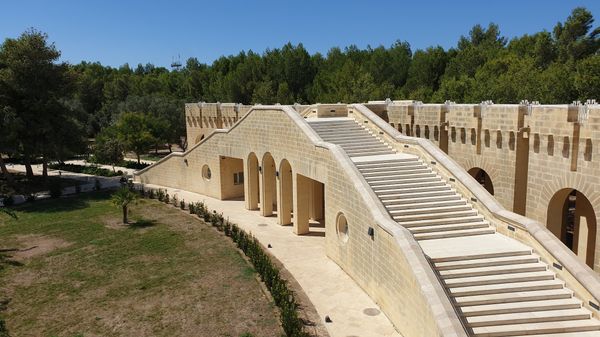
[1,8,598,182]
[47,163,123,177]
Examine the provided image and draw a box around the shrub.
[172,194,178,207]
[188,202,195,214]
[48,163,121,177]
[0,317,10,337]
[49,182,62,198]
[180,200,185,210]
[164,193,170,204]
[94,179,102,191]
[1,196,14,207]
[156,189,165,202]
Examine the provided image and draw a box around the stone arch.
[547,188,597,268]
[260,152,277,217]
[278,159,293,225]
[246,152,260,210]
[468,167,495,195]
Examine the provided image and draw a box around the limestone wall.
[137,106,466,337]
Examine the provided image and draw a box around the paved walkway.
[143,183,402,337]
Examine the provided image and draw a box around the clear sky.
[1,0,599,68]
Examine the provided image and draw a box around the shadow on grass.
[129,219,157,229]
[12,190,113,214]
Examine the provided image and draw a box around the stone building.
[135,102,600,337]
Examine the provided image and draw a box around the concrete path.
[142,183,402,337]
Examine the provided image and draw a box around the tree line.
[0,7,598,181]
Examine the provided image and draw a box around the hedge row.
[141,187,309,337]
[48,163,123,177]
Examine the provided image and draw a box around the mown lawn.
[0,192,283,337]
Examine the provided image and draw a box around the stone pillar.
[245,156,259,210]
[294,174,310,235]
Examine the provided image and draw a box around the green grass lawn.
[0,192,283,337]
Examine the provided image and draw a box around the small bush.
[180,200,185,210]
[188,202,195,214]
[94,179,102,191]
[148,189,155,199]
[156,189,165,202]
[1,196,14,207]
[164,193,170,204]
[172,194,178,207]
[49,182,62,198]
[48,163,121,177]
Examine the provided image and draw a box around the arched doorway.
[468,167,494,195]
[261,153,277,217]
[278,159,293,225]
[246,153,259,210]
[547,189,597,268]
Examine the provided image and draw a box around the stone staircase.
[307,117,600,337]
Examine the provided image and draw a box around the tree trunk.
[168,144,172,153]
[24,156,34,180]
[42,157,48,180]
[155,144,158,155]
[0,155,14,185]
[137,154,141,165]
[122,205,128,224]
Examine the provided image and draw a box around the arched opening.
[533,134,540,153]
[468,167,494,195]
[451,127,456,143]
[547,189,597,268]
[278,159,293,225]
[484,129,490,148]
[509,131,516,151]
[434,126,439,141]
[460,128,466,144]
[415,125,421,138]
[260,152,277,217]
[424,125,430,139]
[294,173,325,236]
[245,153,260,210]
[496,130,503,149]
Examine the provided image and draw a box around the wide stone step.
[372,180,447,191]
[430,250,533,263]
[329,137,383,145]
[378,189,457,200]
[390,205,475,218]
[449,280,565,297]
[361,167,431,177]
[435,254,541,271]
[368,176,441,187]
[365,172,437,182]
[346,147,394,155]
[467,308,591,328]
[508,330,600,337]
[311,126,365,133]
[454,288,573,307]
[414,227,495,240]
[409,222,490,234]
[470,319,600,337]
[461,298,582,317]
[356,160,423,169]
[440,262,548,279]
[444,271,555,288]
[398,215,485,227]
[321,133,375,141]
[355,158,420,166]
[348,150,396,157]
[340,143,390,151]
[384,198,466,210]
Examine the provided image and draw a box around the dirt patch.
[11,234,71,260]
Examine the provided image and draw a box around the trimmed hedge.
[139,187,309,337]
[48,163,122,177]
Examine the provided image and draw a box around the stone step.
[509,330,600,337]
[435,255,541,271]
[372,180,447,191]
[430,250,533,263]
[440,262,548,279]
[375,186,453,197]
[460,298,582,317]
[340,143,390,151]
[348,150,396,157]
[310,126,365,133]
[327,137,382,145]
[470,318,600,337]
[361,167,431,177]
[320,133,376,141]
[378,189,457,200]
[356,160,423,169]
[398,215,485,227]
[409,222,490,234]
[355,158,420,166]
[414,227,495,240]
[368,176,441,187]
[449,280,565,297]
[384,198,466,210]
[454,289,573,307]
[444,271,555,288]
[467,308,591,328]
[390,205,475,218]
[365,172,437,182]
[346,147,394,155]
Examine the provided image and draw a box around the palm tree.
[111,187,138,224]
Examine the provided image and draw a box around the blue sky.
[1,0,599,68]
